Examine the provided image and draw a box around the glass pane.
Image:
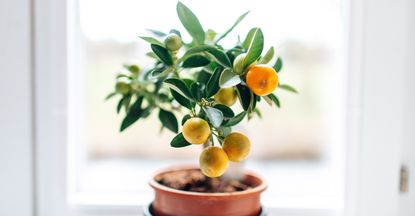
[79,0,346,161]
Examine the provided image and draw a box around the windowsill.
[70,158,344,215]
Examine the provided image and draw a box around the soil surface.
[155,169,252,193]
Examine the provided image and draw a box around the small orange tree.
[107,2,296,177]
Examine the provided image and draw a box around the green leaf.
[123,64,140,73]
[146,29,167,37]
[169,29,182,38]
[190,82,204,101]
[223,111,246,127]
[120,97,151,131]
[213,104,235,118]
[105,92,117,101]
[181,114,192,125]
[182,55,210,68]
[242,28,256,49]
[215,11,250,43]
[150,67,173,78]
[205,47,232,67]
[279,84,298,93]
[254,108,262,118]
[197,69,212,83]
[158,109,179,133]
[203,107,224,128]
[164,78,194,100]
[263,95,273,106]
[243,28,264,68]
[183,45,231,67]
[274,57,283,73]
[219,126,232,137]
[151,44,173,66]
[258,46,274,64]
[219,68,241,88]
[205,67,222,97]
[236,84,253,111]
[170,132,192,148]
[171,89,194,110]
[139,36,165,47]
[117,94,131,114]
[268,93,280,108]
[176,2,205,44]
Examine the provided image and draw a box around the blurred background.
[81,0,345,160]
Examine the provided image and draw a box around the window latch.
[400,165,409,193]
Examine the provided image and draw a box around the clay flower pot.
[149,165,267,216]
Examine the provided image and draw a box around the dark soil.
[155,169,252,193]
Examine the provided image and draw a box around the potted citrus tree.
[107,2,296,215]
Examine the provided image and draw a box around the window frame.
[33,0,409,215]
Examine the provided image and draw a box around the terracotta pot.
[149,165,267,216]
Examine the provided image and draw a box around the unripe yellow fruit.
[115,81,131,95]
[164,34,182,51]
[214,88,237,107]
[233,53,246,74]
[182,118,211,144]
[199,146,229,178]
[222,132,251,162]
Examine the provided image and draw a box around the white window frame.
[30,0,415,216]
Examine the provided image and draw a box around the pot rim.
[149,164,267,197]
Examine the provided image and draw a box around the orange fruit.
[182,117,211,144]
[214,88,237,106]
[199,146,229,177]
[246,64,279,96]
[222,132,250,162]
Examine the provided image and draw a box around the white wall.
[0,0,34,216]
[399,0,415,215]
[348,0,415,215]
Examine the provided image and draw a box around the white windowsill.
[69,158,344,215]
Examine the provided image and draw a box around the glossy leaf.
[215,11,250,43]
[120,96,150,131]
[176,2,205,44]
[205,67,222,97]
[150,67,173,78]
[158,109,179,133]
[164,78,194,100]
[151,44,173,66]
[170,132,192,148]
[197,69,212,83]
[213,104,235,118]
[181,114,192,125]
[236,84,253,111]
[203,107,224,128]
[219,68,241,88]
[243,28,264,68]
[182,55,210,68]
[139,36,165,47]
[171,89,194,110]
[183,45,231,67]
[223,111,246,127]
[190,82,204,100]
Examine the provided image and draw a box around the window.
[69,0,346,211]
